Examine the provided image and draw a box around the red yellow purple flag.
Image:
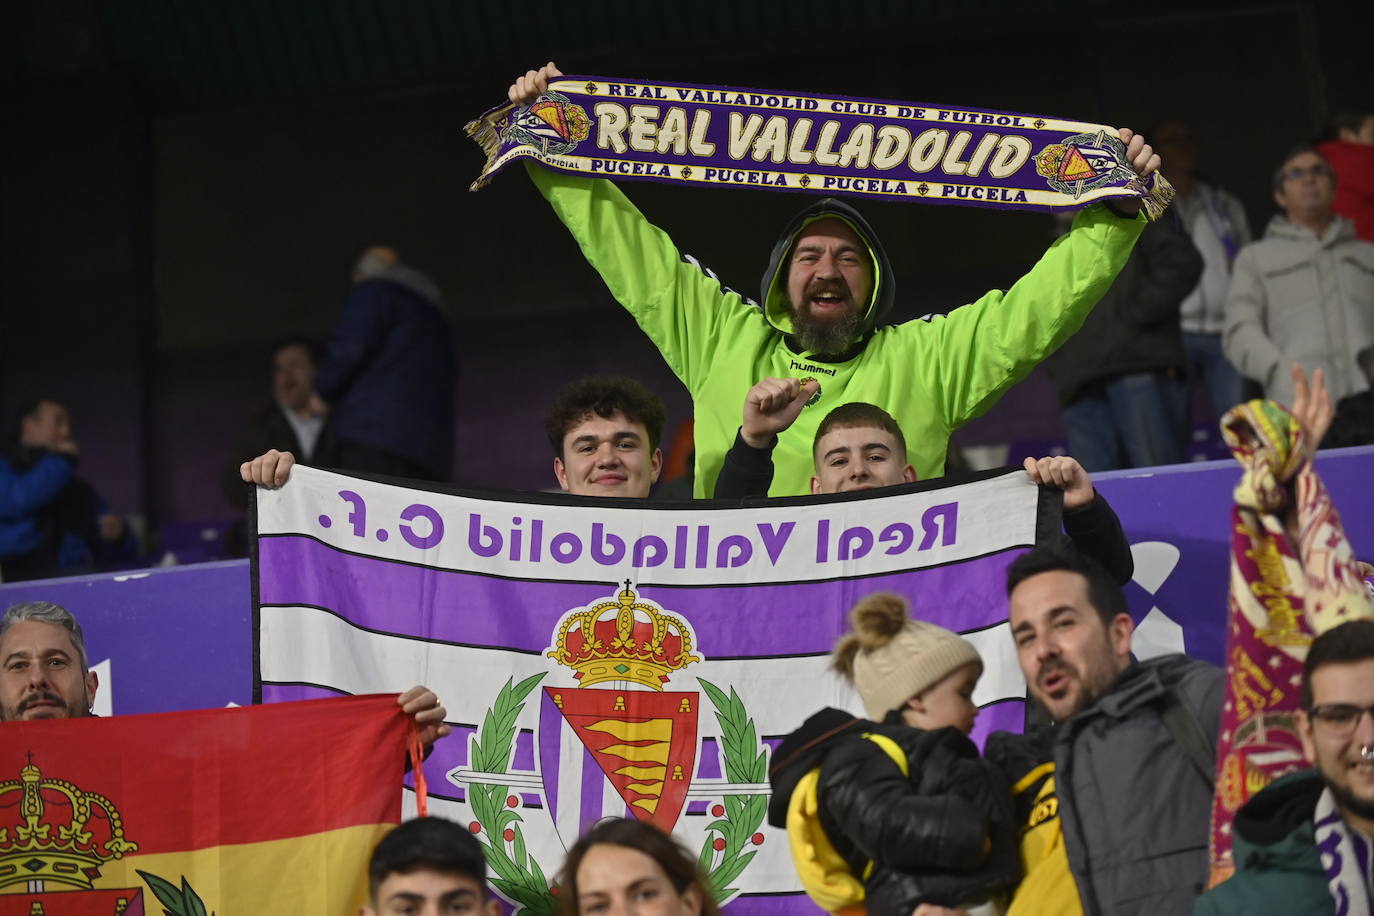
[0,695,409,915]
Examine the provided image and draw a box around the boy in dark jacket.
[768,593,1018,915]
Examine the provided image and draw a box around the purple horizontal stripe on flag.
[258,535,1018,654]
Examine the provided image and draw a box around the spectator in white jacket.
[1224,144,1374,406]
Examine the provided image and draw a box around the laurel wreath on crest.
[137,869,214,916]
[469,673,768,912]
[696,678,769,903]
[468,672,557,916]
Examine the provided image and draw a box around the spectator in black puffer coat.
[768,593,1018,915]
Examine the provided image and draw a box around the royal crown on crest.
[0,754,138,891]
[547,582,701,691]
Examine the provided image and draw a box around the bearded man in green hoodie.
[508,63,1161,498]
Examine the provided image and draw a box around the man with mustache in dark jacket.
[987,544,1223,916]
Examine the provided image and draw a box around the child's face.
[904,662,981,735]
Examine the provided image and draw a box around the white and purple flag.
[253,466,1051,913]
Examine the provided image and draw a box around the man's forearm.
[1064,492,1134,586]
[713,429,777,500]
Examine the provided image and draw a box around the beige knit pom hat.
[832,592,983,721]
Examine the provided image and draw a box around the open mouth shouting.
[806,282,852,317]
[1038,660,1076,699]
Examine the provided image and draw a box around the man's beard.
[1324,772,1374,823]
[4,688,88,721]
[1036,650,1118,722]
[792,301,864,357]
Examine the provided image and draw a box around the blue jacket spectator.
[0,449,73,561]
[315,248,455,481]
[1,400,137,581]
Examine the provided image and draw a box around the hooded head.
[761,198,895,359]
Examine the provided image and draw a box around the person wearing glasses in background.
[1224,145,1374,408]
[1197,618,1374,914]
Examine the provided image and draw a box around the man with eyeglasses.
[1224,145,1374,407]
[1197,618,1374,914]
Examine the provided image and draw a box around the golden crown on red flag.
[547,582,701,690]
[0,754,139,891]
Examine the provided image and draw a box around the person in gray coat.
[986,543,1224,916]
[1224,145,1374,406]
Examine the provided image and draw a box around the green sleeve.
[914,205,1146,429]
[527,163,758,392]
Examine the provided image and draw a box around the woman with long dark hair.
[558,818,721,916]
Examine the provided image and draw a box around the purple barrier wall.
[0,560,253,714]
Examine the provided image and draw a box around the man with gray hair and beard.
[0,601,450,744]
[0,601,98,721]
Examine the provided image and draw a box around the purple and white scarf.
[1316,787,1374,916]
[467,74,1174,219]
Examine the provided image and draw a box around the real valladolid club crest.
[449,583,772,914]
[503,90,592,156]
[1035,129,1144,199]
[0,754,209,916]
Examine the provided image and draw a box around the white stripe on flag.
[556,715,583,847]
[259,606,1026,730]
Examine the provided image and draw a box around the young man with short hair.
[543,375,666,499]
[243,375,669,500]
[1197,618,1374,914]
[986,544,1223,915]
[361,816,499,916]
[712,377,916,498]
[712,378,1134,583]
[809,402,918,496]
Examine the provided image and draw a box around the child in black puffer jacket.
[768,593,1018,915]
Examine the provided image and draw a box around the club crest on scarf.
[504,91,591,156]
[448,583,771,912]
[1035,130,1142,199]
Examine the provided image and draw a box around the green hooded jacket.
[529,165,1145,497]
[1195,769,1335,916]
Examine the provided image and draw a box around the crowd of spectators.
[2,64,1373,916]
[9,105,1369,579]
